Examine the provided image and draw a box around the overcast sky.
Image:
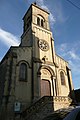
[0,0,80,89]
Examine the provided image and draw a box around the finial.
[34,1,37,5]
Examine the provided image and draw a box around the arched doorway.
[38,66,55,97]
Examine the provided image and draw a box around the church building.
[0,3,75,120]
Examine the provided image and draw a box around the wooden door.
[41,79,50,97]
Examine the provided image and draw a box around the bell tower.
[21,3,55,63]
[32,3,56,63]
[21,3,56,101]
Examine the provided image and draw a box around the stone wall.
[20,96,72,120]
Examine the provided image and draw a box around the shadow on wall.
[74,89,80,105]
[68,89,77,106]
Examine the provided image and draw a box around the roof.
[23,2,49,20]
[56,54,68,63]
[32,3,50,14]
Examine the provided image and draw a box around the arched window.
[19,63,27,81]
[37,17,40,26]
[37,15,45,28]
[60,71,65,85]
[41,19,44,27]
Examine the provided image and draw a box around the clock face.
[38,39,49,51]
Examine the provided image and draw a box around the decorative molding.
[37,65,55,77]
[17,60,31,68]
[58,69,67,75]
[53,96,72,103]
